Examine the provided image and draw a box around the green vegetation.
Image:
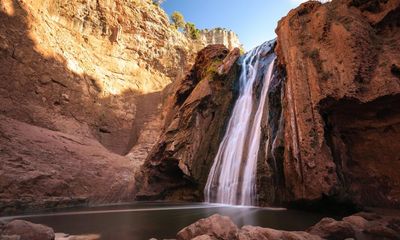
[171,11,185,30]
[170,11,201,40]
[205,59,223,77]
[185,22,201,40]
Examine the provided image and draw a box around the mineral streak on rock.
[260,0,400,208]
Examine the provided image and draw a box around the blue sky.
[161,0,306,50]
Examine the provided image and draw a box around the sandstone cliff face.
[200,28,242,50]
[261,0,400,208]
[138,45,241,200]
[0,0,197,155]
[0,0,198,211]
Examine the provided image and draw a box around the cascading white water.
[204,40,276,206]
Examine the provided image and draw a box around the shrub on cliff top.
[185,22,201,40]
[171,11,185,30]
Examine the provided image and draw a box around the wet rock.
[238,226,322,240]
[2,220,55,240]
[176,214,238,240]
[308,217,355,240]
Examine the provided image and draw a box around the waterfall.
[204,40,276,206]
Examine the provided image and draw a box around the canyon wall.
[140,0,400,209]
[200,28,242,50]
[260,0,400,208]
[0,0,200,212]
[1,0,398,212]
[138,45,241,201]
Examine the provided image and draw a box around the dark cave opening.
[320,94,400,208]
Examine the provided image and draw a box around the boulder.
[238,226,322,240]
[0,235,21,240]
[176,214,238,240]
[343,216,368,229]
[308,218,355,240]
[191,235,215,240]
[2,220,54,240]
[364,222,400,239]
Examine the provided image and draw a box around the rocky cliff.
[1,0,399,213]
[200,28,242,50]
[260,0,400,208]
[138,45,241,201]
[138,0,400,210]
[0,0,199,212]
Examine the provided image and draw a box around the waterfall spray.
[204,40,276,206]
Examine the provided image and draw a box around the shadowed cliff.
[0,0,196,213]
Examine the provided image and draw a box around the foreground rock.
[55,233,100,240]
[177,214,238,240]
[0,220,54,240]
[138,45,241,200]
[176,214,321,240]
[239,226,322,240]
[175,212,400,240]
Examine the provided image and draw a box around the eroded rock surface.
[0,0,197,155]
[138,45,241,200]
[200,28,242,50]
[177,214,238,240]
[0,0,199,212]
[175,212,400,240]
[261,0,400,208]
[0,115,138,214]
[1,220,55,240]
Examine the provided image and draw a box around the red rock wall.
[0,0,198,212]
[262,0,400,208]
[138,46,241,201]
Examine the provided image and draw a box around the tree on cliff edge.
[185,22,200,40]
[171,11,185,30]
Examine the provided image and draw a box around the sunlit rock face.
[0,0,200,155]
[260,0,400,208]
[200,28,242,50]
[0,0,200,212]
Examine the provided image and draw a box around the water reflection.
[1,202,335,240]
